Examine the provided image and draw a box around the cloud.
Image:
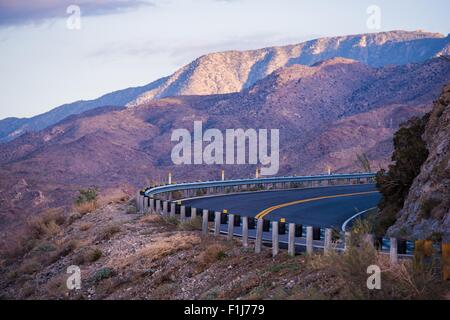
[0,0,153,26]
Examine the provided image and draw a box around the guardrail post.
[242,216,249,248]
[272,221,279,257]
[191,207,197,220]
[344,231,351,251]
[227,214,234,240]
[170,202,176,217]
[156,199,161,214]
[149,198,155,214]
[202,209,209,235]
[288,223,295,256]
[390,237,398,264]
[324,228,332,255]
[255,219,263,253]
[214,211,221,236]
[162,201,168,216]
[136,191,141,213]
[180,205,186,222]
[306,226,313,255]
[143,197,148,214]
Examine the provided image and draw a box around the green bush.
[75,187,98,205]
[92,267,115,283]
[375,116,429,235]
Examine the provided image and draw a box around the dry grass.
[27,208,66,239]
[139,214,164,224]
[45,274,70,299]
[72,247,103,265]
[138,233,200,262]
[178,217,202,231]
[18,257,42,275]
[113,233,201,269]
[73,201,98,215]
[300,242,447,299]
[96,224,121,242]
[0,209,68,262]
[97,189,130,207]
[196,243,229,272]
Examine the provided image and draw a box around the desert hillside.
[0,196,446,300]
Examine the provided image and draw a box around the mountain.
[1,57,448,229]
[1,30,449,143]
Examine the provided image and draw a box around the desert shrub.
[178,217,202,231]
[375,116,429,235]
[304,241,446,299]
[27,208,66,240]
[74,187,99,214]
[0,233,37,262]
[45,274,69,299]
[139,214,164,224]
[75,187,98,205]
[197,244,228,270]
[163,216,180,226]
[73,247,102,265]
[74,201,98,215]
[18,257,42,275]
[96,224,121,241]
[351,209,378,236]
[114,234,201,268]
[67,212,82,224]
[92,267,115,283]
[32,241,57,254]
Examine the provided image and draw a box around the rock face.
[0,57,449,230]
[1,30,449,142]
[388,84,450,241]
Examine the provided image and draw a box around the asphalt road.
[182,184,381,230]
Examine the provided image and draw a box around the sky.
[0,0,449,120]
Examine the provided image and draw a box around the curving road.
[182,184,380,230]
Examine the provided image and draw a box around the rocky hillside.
[387,84,450,241]
[0,198,446,299]
[1,30,448,142]
[0,57,448,229]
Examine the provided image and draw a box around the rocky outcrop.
[388,84,450,241]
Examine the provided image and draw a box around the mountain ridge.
[1,56,448,229]
[1,30,449,142]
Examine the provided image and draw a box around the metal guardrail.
[144,172,376,197]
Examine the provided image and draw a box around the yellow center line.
[254,191,378,219]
